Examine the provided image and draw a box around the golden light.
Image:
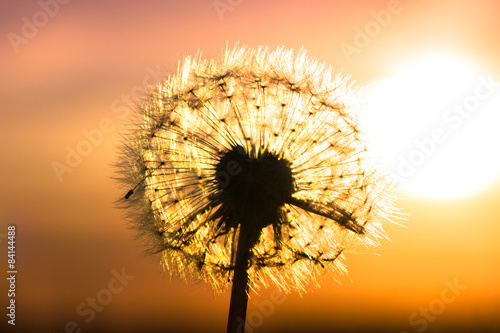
[360,52,500,199]
[117,46,401,332]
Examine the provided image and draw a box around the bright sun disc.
[359,52,500,199]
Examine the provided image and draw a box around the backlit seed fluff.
[116,45,400,294]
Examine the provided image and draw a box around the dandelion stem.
[226,226,252,333]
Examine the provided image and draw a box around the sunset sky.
[1,0,500,332]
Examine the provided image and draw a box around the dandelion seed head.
[116,45,400,294]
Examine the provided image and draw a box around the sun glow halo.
[360,53,500,199]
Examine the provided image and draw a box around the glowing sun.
[359,52,500,199]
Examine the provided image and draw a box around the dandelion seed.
[115,45,401,332]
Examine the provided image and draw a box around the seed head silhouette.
[116,45,399,332]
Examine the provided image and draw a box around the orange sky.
[1,1,500,332]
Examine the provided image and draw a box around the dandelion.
[116,45,399,332]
